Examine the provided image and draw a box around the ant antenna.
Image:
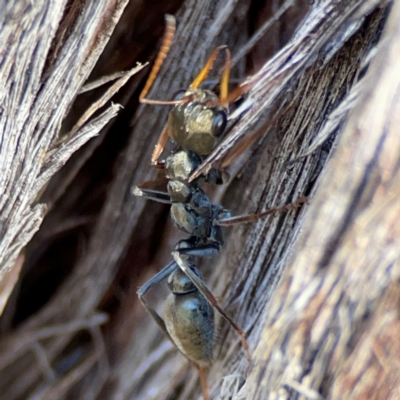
[139,15,185,105]
[190,45,227,89]
[219,48,231,107]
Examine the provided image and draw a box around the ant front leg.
[172,242,251,362]
[132,186,172,204]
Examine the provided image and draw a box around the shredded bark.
[0,0,397,399]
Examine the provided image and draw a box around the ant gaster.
[134,14,305,400]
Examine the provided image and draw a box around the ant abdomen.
[164,268,215,366]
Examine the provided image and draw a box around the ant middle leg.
[215,196,307,226]
[172,240,251,362]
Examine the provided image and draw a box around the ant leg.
[196,365,210,400]
[172,247,251,362]
[151,123,169,165]
[215,196,307,226]
[132,186,172,204]
[176,243,220,257]
[137,261,178,339]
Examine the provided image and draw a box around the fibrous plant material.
[0,0,396,399]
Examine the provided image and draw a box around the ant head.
[167,88,227,156]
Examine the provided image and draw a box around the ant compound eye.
[211,111,227,137]
[171,89,188,101]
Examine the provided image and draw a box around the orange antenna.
[190,45,227,89]
[140,15,184,105]
[223,81,251,105]
[219,48,231,107]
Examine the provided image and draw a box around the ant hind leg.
[196,364,210,400]
[137,261,178,339]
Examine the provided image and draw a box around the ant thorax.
[164,149,202,203]
[165,149,202,183]
[165,149,229,190]
[169,185,229,244]
[167,88,227,156]
[165,149,229,241]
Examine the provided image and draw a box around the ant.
[134,15,305,400]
